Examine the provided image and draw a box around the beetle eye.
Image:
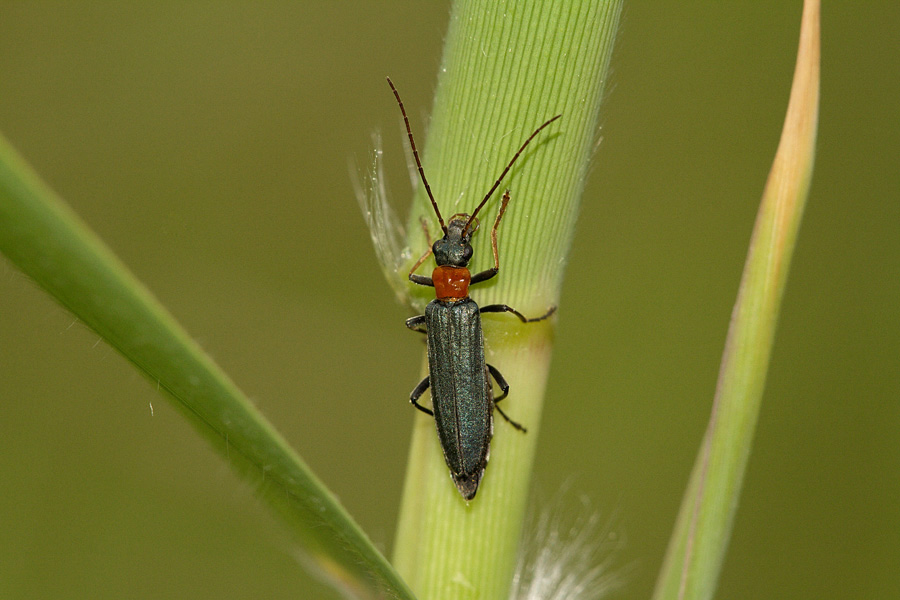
[432,241,439,254]
[463,247,473,260]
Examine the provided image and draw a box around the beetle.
[387,77,560,500]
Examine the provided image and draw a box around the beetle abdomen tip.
[453,470,484,501]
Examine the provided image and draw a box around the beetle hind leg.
[487,364,527,433]
[410,376,434,416]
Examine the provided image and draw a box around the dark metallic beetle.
[387,77,559,500]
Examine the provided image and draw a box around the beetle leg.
[480,304,557,323]
[406,314,427,334]
[470,266,497,285]
[410,376,434,416]
[486,364,527,433]
[408,224,436,287]
[470,190,511,284]
[409,273,435,286]
[486,363,510,402]
[419,216,434,245]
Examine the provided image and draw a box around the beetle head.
[432,214,479,267]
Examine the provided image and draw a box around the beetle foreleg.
[470,267,498,285]
[410,376,434,416]
[480,304,557,323]
[409,274,435,286]
[487,363,527,433]
[408,226,436,287]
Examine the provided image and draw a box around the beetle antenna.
[387,77,447,233]
[464,114,561,234]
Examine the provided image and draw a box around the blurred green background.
[1,3,896,599]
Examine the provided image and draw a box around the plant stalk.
[390,2,622,599]
[652,1,820,598]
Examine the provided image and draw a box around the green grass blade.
[652,2,820,599]
[388,1,622,599]
[0,135,414,600]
